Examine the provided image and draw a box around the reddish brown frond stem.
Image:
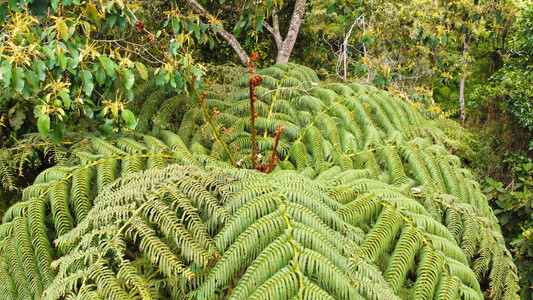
[266,124,284,174]
[249,74,262,169]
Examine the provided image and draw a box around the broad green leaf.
[98,119,114,138]
[209,35,215,49]
[99,55,116,77]
[156,75,165,86]
[84,105,94,118]
[172,19,180,34]
[135,62,148,80]
[1,60,12,87]
[50,123,65,145]
[33,61,46,80]
[80,70,94,96]
[38,114,50,137]
[193,23,201,40]
[12,67,25,92]
[43,46,56,60]
[86,3,99,22]
[60,91,71,109]
[28,0,48,15]
[123,69,135,90]
[26,70,40,88]
[327,3,336,14]
[254,17,263,31]
[58,53,67,70]
[8,0,19,12]
[121,109,137,129]
[51,0,59,10]
[57,19,69,41]
[95,69,106,85]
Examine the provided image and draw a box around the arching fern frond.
[0,63,520,299]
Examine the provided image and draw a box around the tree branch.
[180,0,249,66]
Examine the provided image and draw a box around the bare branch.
[180,0,249,66]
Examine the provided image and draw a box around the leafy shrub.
[484,153,533,298]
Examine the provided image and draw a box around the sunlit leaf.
[80,70,94,96]
[37,114,50,137]
[135,62,148,80]
[99,55,116,77]
[123,69,135,89]
[12,67,25,92]
[121,109,137,129]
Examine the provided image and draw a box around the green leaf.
[28,0,48,15]
[327,3,336,14]
[12,67,25,92]
[373,76,386,87]
[33,61,46,80]
[85,3,99,22]
[60,91,71,109]
[209,35,215,49]
[58,53,67,70]
[57,19,69,41]
[51,0,59,11]
[50,122,65,145]
[123,69,135,90]
[135,62,148,80]
[98,119,114,138]
[121,109,137,130]
[80,70,94,96]
[172,19,180,34]
[26,70,40,88]
[254,17,263,31]
[8,0,20,12]
[38,114,50,138]
[1,60,12,87]
[156,75,165,86]
[95,69,106,85]
[43,46,56,61]
[193,23,201,40]
[99,55,116,77]
[84,105,94,118]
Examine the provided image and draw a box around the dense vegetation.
[0,64,520,299]
[0,0,532,299]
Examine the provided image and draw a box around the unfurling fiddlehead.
[249,74,262,169]
[266,124,284,173]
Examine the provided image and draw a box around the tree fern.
[0,63,520,299]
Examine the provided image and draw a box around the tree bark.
[459,32,472,127]
[181,0,250,66]
[275,0,306,63]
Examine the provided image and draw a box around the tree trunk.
[459,71,467,126]
[459,33,472,127]
[275,0,307,63]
